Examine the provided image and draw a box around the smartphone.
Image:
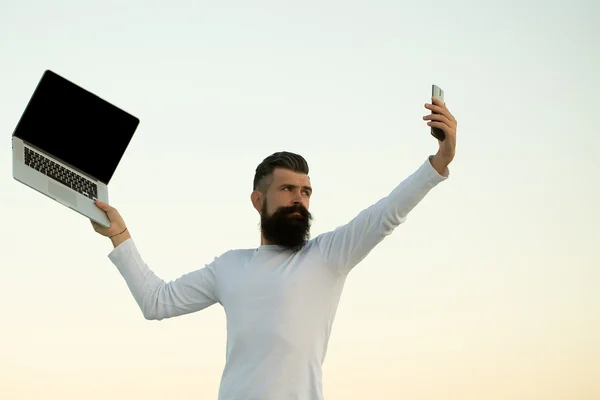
[431,84,445,141]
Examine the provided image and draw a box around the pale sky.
[1,1,599,399]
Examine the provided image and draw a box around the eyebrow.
[280,184,312,193]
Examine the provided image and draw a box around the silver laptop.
[12,70,139,228]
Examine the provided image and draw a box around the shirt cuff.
[426,155,450,180]
[107,237,136,261]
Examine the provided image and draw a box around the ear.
[250,190,263,213]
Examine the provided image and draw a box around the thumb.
[95,200,111,212]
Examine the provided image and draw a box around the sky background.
[1,0,599,399]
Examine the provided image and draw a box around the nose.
[291,190,303,205]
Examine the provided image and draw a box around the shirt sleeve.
[313,156,449,275]
[108,238,220,320]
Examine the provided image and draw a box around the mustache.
[277,204,310,218]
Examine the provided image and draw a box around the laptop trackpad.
[48,181,78,207]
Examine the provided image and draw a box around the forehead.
[271,168,310,186]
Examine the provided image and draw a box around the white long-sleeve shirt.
[108,156,448,400]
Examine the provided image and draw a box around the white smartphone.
[431,84,445,141]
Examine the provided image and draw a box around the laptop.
[12,69,140,228]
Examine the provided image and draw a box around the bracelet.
[109,227,128,238]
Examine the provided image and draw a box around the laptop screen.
[13,70,140,184]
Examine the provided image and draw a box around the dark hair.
[253,151,309,192]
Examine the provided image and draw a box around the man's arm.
[314,155,448,275]
[92,202,220,320]
[108,237,220,320]
[314,96,457,275]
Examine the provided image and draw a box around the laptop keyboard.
[24,147,98,200]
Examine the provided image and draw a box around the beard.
[261,200,312,252]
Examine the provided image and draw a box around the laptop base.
[12,137,111,228]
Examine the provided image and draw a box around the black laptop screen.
[13,70,139,184]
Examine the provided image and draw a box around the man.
[92,96,457,399]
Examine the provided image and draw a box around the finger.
[95,200,117,214]
[91,220,105,232]
[423,109,456,125]
[431,96,445,107]
[431,98,451,118]
[427,121,453,134]
[441,106,455,122]
[423,113,452,126]
[425,103,447,114]
[94,199,111,211]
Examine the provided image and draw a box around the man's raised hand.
[92,200,130,246]
[423,96,457,173]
